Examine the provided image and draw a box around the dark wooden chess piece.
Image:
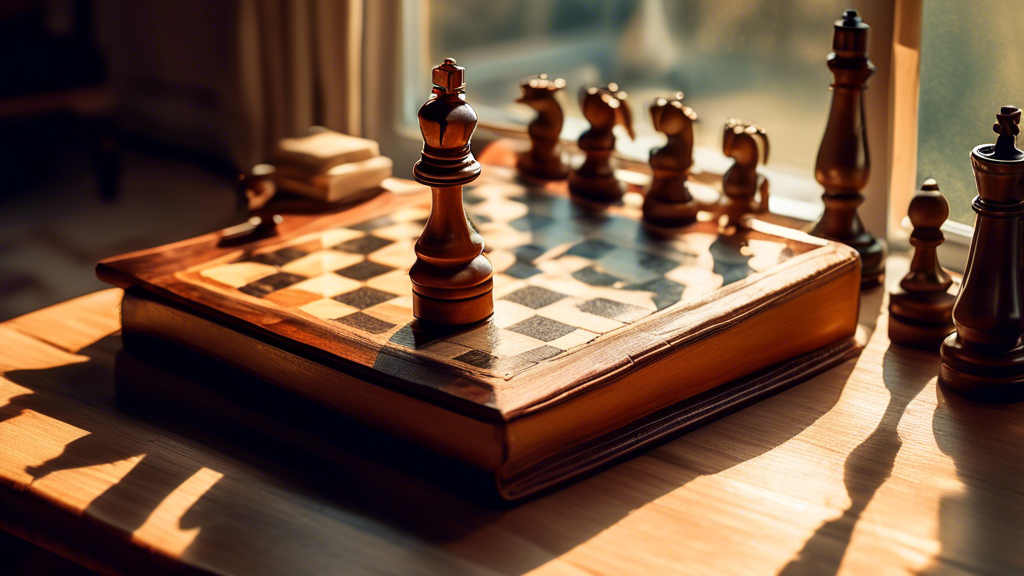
[568,83,634,204]
[808,9,885,288]
[410,58,494,325]
[720,119,770,227]
[888,179,956,349]
[642,93,699,227]
[940,106,1024,402]
[516,74,569,181]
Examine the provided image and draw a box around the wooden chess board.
[99,168,862,500]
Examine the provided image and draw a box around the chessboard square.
[504,260,543,279]
[199,262,278,288]
[335,260,395,281]
[319,228,367,248]
[250,247,308,267]
[546,328,600,351]
[368,240,417,269]
[507,315,576,342]
[448,322,546,356]
[365,269,413,295]
[239,272,308,297]
[512,345,563,363]
[508,213,555,232]
[371,221,425,242]
[491,298,538,328]
[571,265,623,287]
[564,239,616,259]
[453,349,498,369]
[347,215,394,231]
[625,277,687,311]
[537,303,625,334]
[281,250,363,277]
[289,273,362,298]
[332,235,394,254]
[487,249,517,274]
[514,244,547,262]
[502,285,569,309]
[333,286,398,309]
[263,288,323,308]
[578,298,650,323]
[334,312,396,335]
[298,297,360,320]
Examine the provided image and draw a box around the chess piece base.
[517,153,568,181]
[939,333,1024,403]
[642,196,698,228]
[413,286,494,326]
[568,171,623,204]
[888,289,955,349]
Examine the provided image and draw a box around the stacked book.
[272,129,393,203]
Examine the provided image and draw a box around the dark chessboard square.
[579,298,649,322]
[454,349,498,369]
[250,247,307,267]
[334,312,396,334]
[390,321,463,349]
[624,278,686,310]
[348,215,394,231]
[333,287,398,309]
[512,345,563,363]
[332,235,394,254]
[564,239,616,259]
[470,214,492,224]
[507,316,576,342]
[514,244,546,262]
[502,285,568,309]
[463,193,486,205]
[572,266,622,287]
[335,260,395,281]
[637,252,681,275]
[504,261,543,279]
[508,214,555,232]
[238,272,308,297]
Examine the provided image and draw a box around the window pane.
[918,0,1024,225]
[431,0,864,179]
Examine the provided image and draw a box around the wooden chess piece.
[568,83,634,204]
[410,58,494,325]
[720,119,770,227]
[642,93,699,227]
[516,74,569,181]
[888,179,956,349]
[940,106,1024,402]
[808,9,885,288]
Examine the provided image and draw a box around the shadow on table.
[777,344,936,576]
[2,333,858,575]
[920,382,1024,574]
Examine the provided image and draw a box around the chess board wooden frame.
[98,172,862,500]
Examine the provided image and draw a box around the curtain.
[234,0,363,167]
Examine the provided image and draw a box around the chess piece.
[939,106,1024,402]
[410,59,494,325]
[516,74,569,181]
[569,83,634,204]
[888,179,955,349]
[720,119,770,227]
[808,9,885,288]
[642,93,699,227]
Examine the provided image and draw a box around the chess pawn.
[808,9,885,288]
[516,74,569,181]
[940,106,1024,402]
[888,179,956,349]
[410,59,494,325]
[720,119,770,227]
[568,84,634,204]
[643,93,699,227]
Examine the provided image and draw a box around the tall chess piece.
[940,106,1024,402]
[809,9,885,288]
[569,84,634,204]
[720,118,770,227]
[516,74,568,181]
[888,179,956,349]
[642,93,699,227]
[410,59,494,325]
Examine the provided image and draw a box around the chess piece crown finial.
[992,105,1023,160]
[972,105,1024,205]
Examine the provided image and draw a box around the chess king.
[939,106,1024,402]
[410,59,494,325]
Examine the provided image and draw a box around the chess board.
[99,169,862,500]
[182,180,793,379]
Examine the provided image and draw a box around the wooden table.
[1,259,1022,575]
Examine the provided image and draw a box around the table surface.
[1,258,1023,576]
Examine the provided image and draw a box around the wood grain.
[2,273,1024,574]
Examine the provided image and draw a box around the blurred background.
[1,0,1022,323]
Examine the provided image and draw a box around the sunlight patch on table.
[131,467,224,557]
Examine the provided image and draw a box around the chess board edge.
[97,186,864,500]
